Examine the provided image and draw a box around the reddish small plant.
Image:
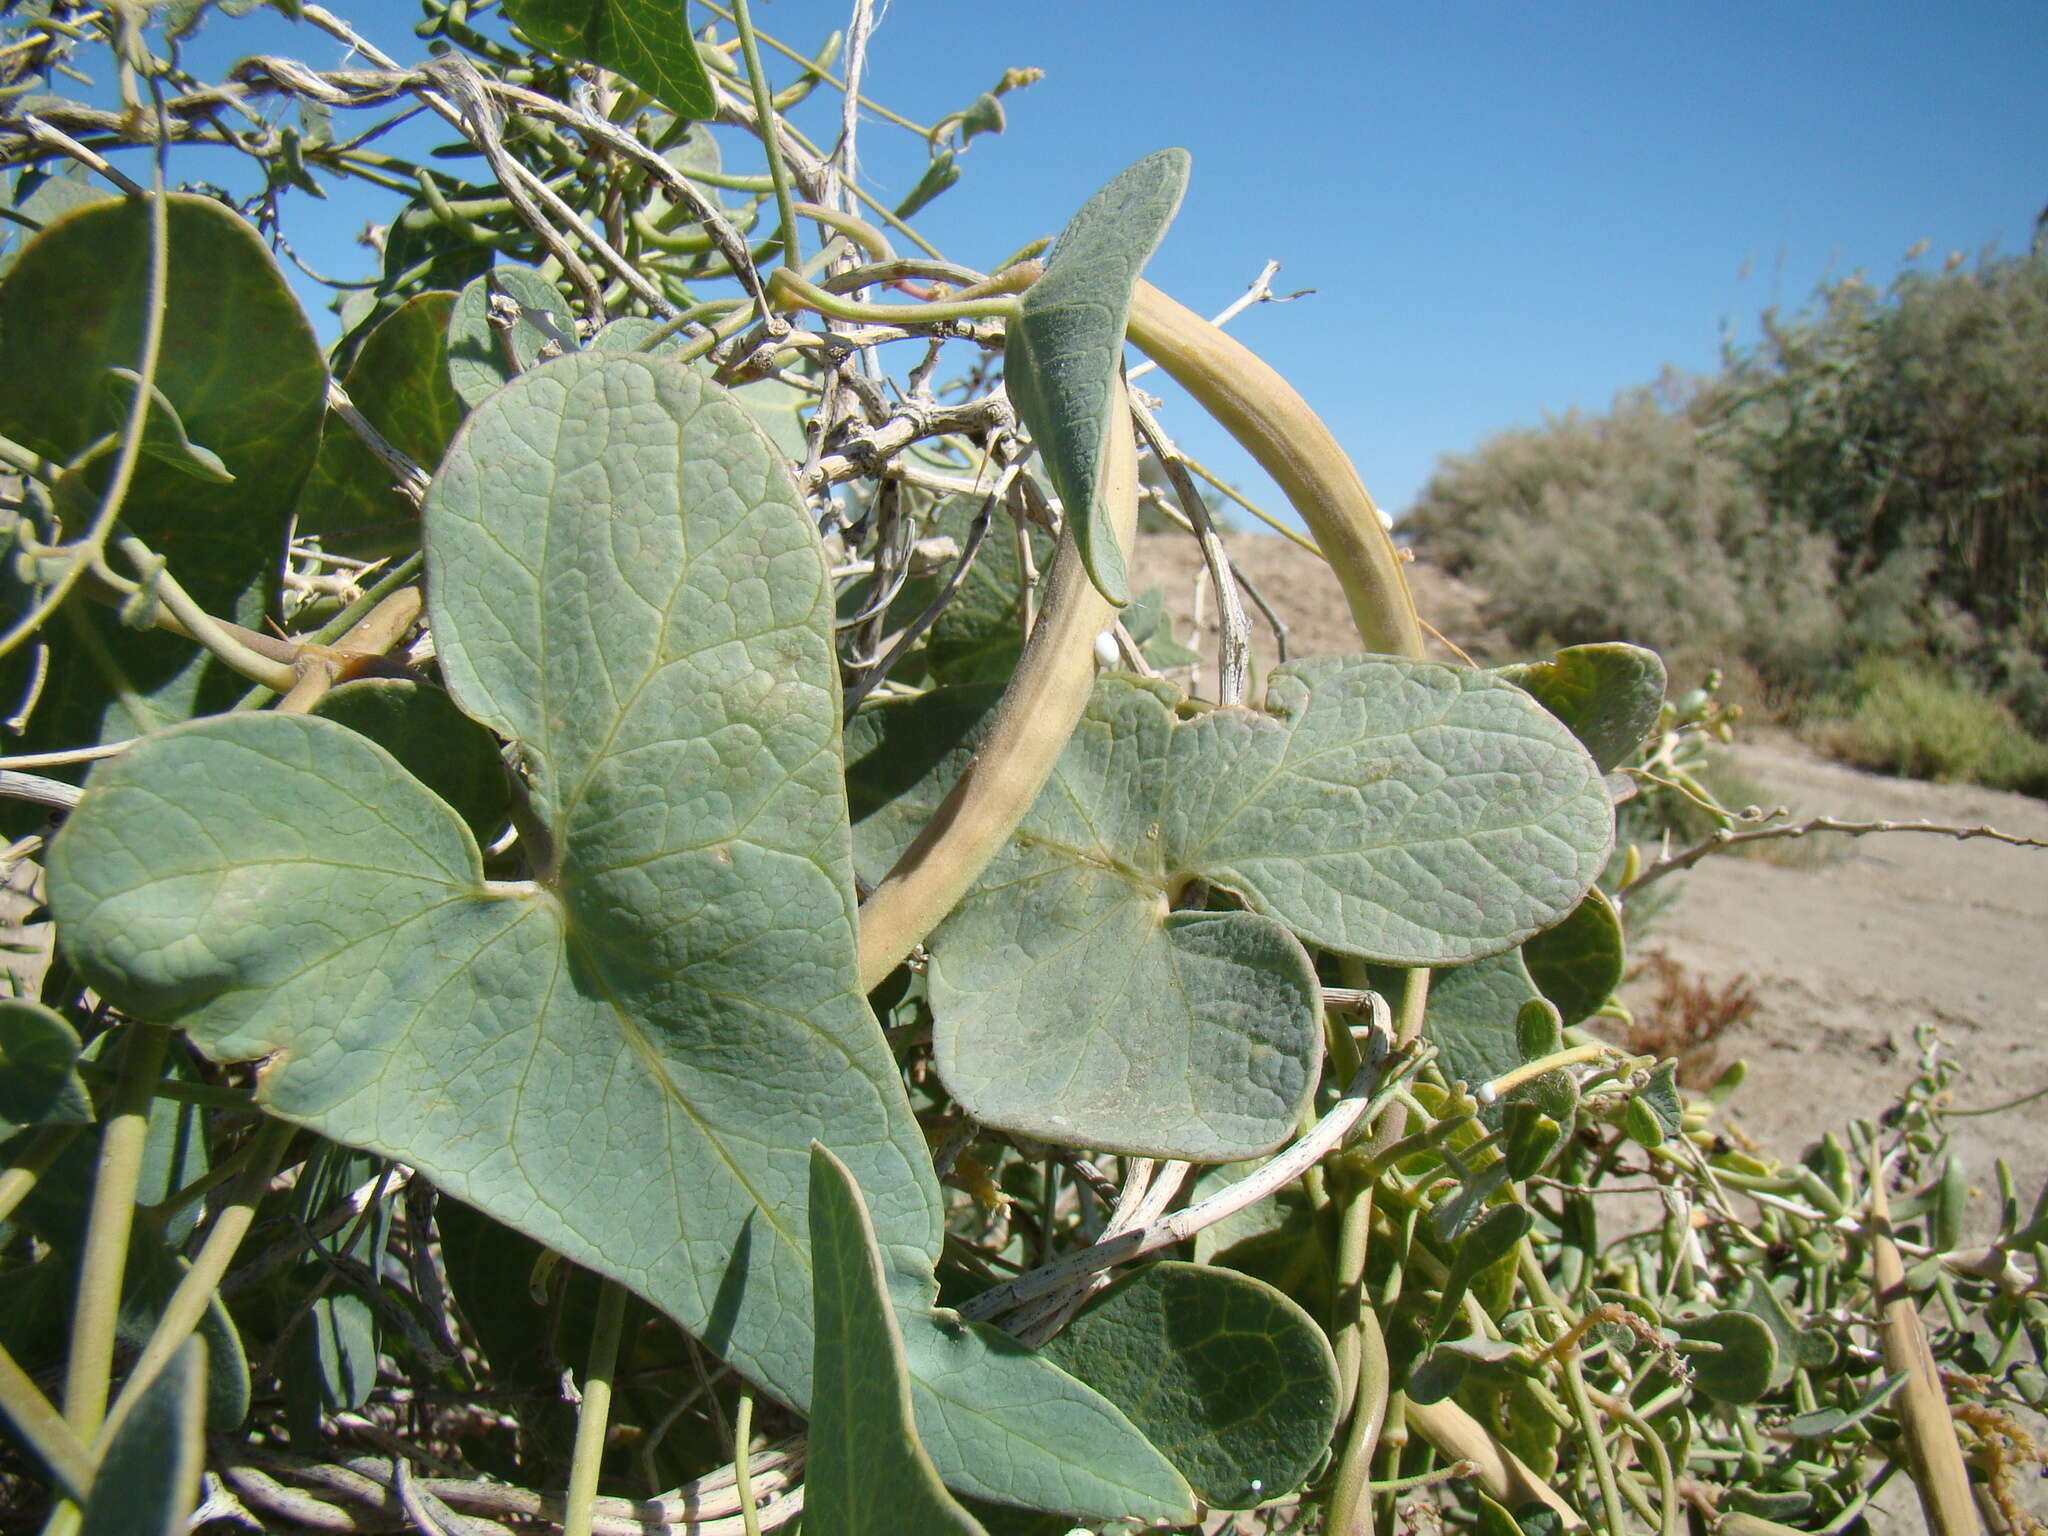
[1627,949,1761,1087]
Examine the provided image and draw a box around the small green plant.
[1812,655,2048,794]
[0,6,2043,1536]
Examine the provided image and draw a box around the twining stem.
[561,1280,630,1536]
[92,1115,296,1452]
[1124,280,1423,660]
[729,0,801,276]
[768,266,1016,328]
[1522,1247,1628,1536]
[855,378,1139,990]
[1325,1304,1390,1535]
[61,1024,167,1440]
[0,140,169,667]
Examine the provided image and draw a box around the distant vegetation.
[1405,241,2048,791]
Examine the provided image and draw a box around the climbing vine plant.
[1,4,2044,1535]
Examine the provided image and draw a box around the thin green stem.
[0,1125,80,1229]
[1522,1245,1630,1536]
[62,1025,168,1439]
[733,1389,763,1536]
[767,267,1016,328]
[729,0,801,276]
[561,1279,630,1536]
[0,1347,93,1505]
[1591,1386,1681,1536]
[110,537,297,691]
[692,0,935,137]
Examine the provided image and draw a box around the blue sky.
[118,0,2048,525]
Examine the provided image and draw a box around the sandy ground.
[1132,532,2048,1201]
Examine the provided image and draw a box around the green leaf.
[0,1000,92,1135]
[0,170,116,279]
[1005,150,1189,605]
[851,658,1610,1157]
[806,1144,988,1536]
[81,1338,205,1536]
[1783,1372,1908,1439]
[296,290,465,556]
[1405,952,1578,1131]
[445,266,579,409]
[1432,1204,1532,1339]
[895,152,960,220]
[922,498,1054,685]
[0,195,326,767]
[1521,886,1624,1027]
[1041,1263,1339,1509]
[1496,644,1666,773]
[309,679,511,844]
[501,0,715,120]
[1674,1310,1778,1404]
[1631,1061,1684,1143]
[1122,586,1201,670]
[49,353,1186,1524]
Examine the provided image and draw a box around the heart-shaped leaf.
[48,353,1185,1523]
[1497,644,1666,773]
[0,1000,92,1135]
[852,659,1610,1156]
[296,290,465,555]
[501,0,715,121]
[1005,150,1189,605]
[0,195,325,769]
[81,1337,205,1536]
[807,1144,988,1536]
[1041,1262,1339,1510]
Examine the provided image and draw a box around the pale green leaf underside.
[852,658,1611,1157]
[807,1144,988,1536]
[446,266,579,409]
[1005,149,1189,605]
[49,354,1185,1524]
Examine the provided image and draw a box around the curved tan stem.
[855,380,1138,990]
[1126,282,1424,661]
[1406,1397,1586,1528]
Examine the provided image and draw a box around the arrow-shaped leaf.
[1005,150,1189,605]
[807,1144,988,1536]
